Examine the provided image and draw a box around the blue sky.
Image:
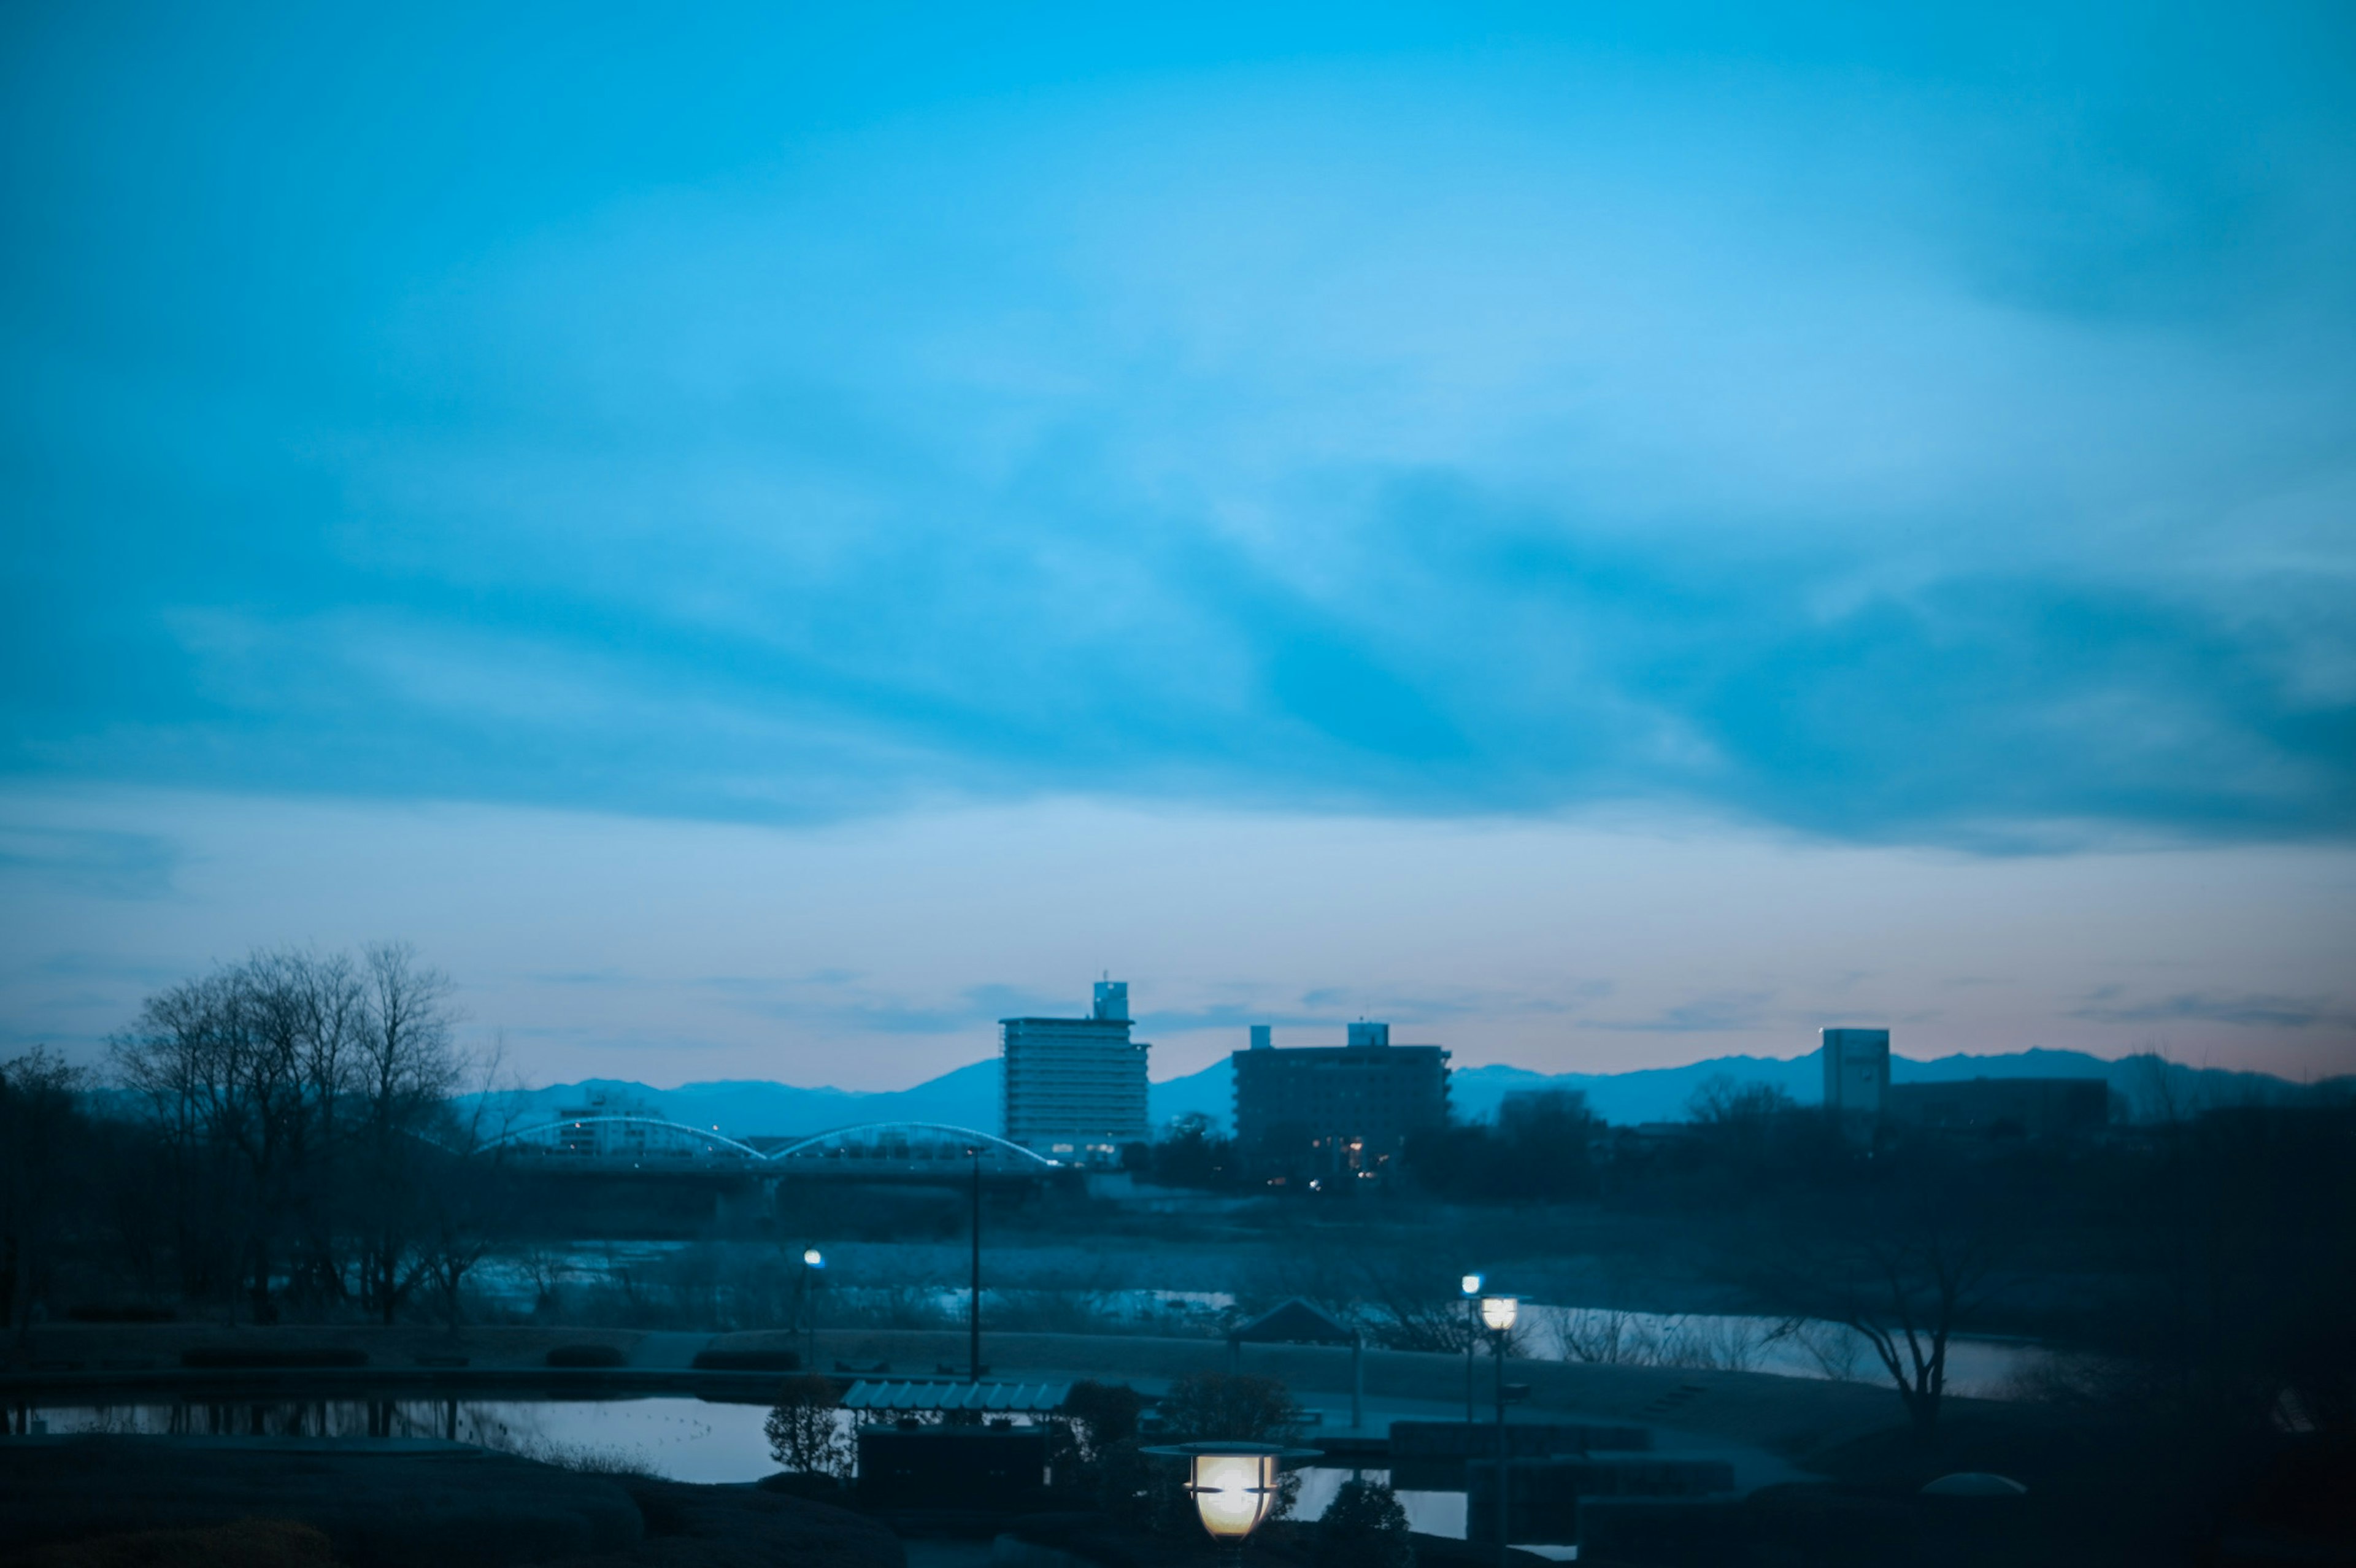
[4,2,2353,1088]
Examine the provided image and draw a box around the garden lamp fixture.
[1479,1294,1520,1566]
[1191,1447,1279,1545]
[1461,1272,1484,1421]
[803,1247,824,1269]
[1143,1442,1322,1561]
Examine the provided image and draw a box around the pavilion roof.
[1229,1297,1358,1346]
[842,1378,1074,1413]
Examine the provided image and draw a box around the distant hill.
[464,1047,2336,1140]
[473,1059,1002,1142]
[1428,1047,2336,1129]
[1450,1046,2338,1128]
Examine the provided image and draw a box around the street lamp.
[1142,1442,1322,1562]
[1460,1273,1483,1423]
[966,1145,984,1383]
[800,1245,825,1372]
[1479,1294,1519,1564]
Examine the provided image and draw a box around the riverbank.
[10,1324,2329,1564]
[6,1321,1923,1468]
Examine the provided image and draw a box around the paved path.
[9,1320,1928,1478]
[727,1326,1918,1467]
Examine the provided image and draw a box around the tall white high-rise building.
[1822,1027,1890,1140]
[1000,980,1149,1165]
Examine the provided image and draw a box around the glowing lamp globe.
[1143,1441,1322,1556]
[803,1247,824,1268]
[1479,1294,1519,1333]
[1192,1448,1280,1541]
[1460,1272,1484,1297]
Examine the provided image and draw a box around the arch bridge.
[767,1121,1059,1175]
[482,1115,1062,1177]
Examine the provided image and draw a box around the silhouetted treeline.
[2074,1101,2355,1438]
[1124,1089,1604,1200]
[0,1045,88,1336]
[11,954,2349,1467]
[1111,1074,2354,1445]
[1,944,507,1334]
[1121,1112,1238,1188]
[1404,1088,1600,1201]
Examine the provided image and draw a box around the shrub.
[180,1347,366,1369]
[1141,1372,1307,1532]
[1063,1379,1146,1459]
[1317,1480,1415,1568]
[691,1348,801,1371]
[545,1343,626,1368]
[1156,1370,1304,1446]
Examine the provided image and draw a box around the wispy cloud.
[0,825,179,899]
[3,9,2351,850]
[724,981,1075,1036]
[25,951,183,985]
[531,968,639,989]
[2070,990,2352,1031]
[1579,991,1777,1035]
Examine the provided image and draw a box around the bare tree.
[115,961,301,1321]
[1550,1304,1665,1366]
[1749,1154,2016,1439]
[1324,1252,1487,1353]
[352,943,461,1324]
[276,948,366,1312]
[112,971,239,1308]
[1,1048,89,1345]
[1686,1074,1796,1125]
[1548,1305,1770,1372]
[110,943,465,1325]
[190,950,364,1322]
[410,1031,520,1333]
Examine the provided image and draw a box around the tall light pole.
[1459,1273,1482,1425]
[1480,1294,1519,1566]
[800,1245,824,1372]
[968,1145,983,1383]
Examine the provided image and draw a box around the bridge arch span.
[765,1121,1060,1170]
[474,1115,1061,1172]
[482,1114,767,1161]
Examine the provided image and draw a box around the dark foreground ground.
[0,1437,1569,1568]
[6,1325,2350,1566]
[0,1437,901,1568]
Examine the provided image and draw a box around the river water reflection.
[30,1397,779,1485]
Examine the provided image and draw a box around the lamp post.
[1479,1294,1519,1565]
[967,1145,983,1383]
[1460,1272,1482,1424]
[1142,1442,1323,1564]
[799,1245,824,1372]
